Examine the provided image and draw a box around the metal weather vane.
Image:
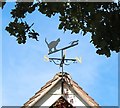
[44,38,82,94]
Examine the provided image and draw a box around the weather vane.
[44,38,82,94]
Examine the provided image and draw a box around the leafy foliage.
[5,2,39,43]
[0,1,6,9]
[3,2,120,57]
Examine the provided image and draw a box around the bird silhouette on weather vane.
[44,38,82,94]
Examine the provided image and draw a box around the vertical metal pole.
[61,49,64,94]
[61,49,63,73]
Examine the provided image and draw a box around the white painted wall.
[34,80,88,107]
[63,83,87,107]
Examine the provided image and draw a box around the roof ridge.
[22,72,100,107]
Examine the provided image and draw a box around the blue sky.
[1,2,118,107]
[0,5,2,108]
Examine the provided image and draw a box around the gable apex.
[22,72,100,107]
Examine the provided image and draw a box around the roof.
[22,72,100,107]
